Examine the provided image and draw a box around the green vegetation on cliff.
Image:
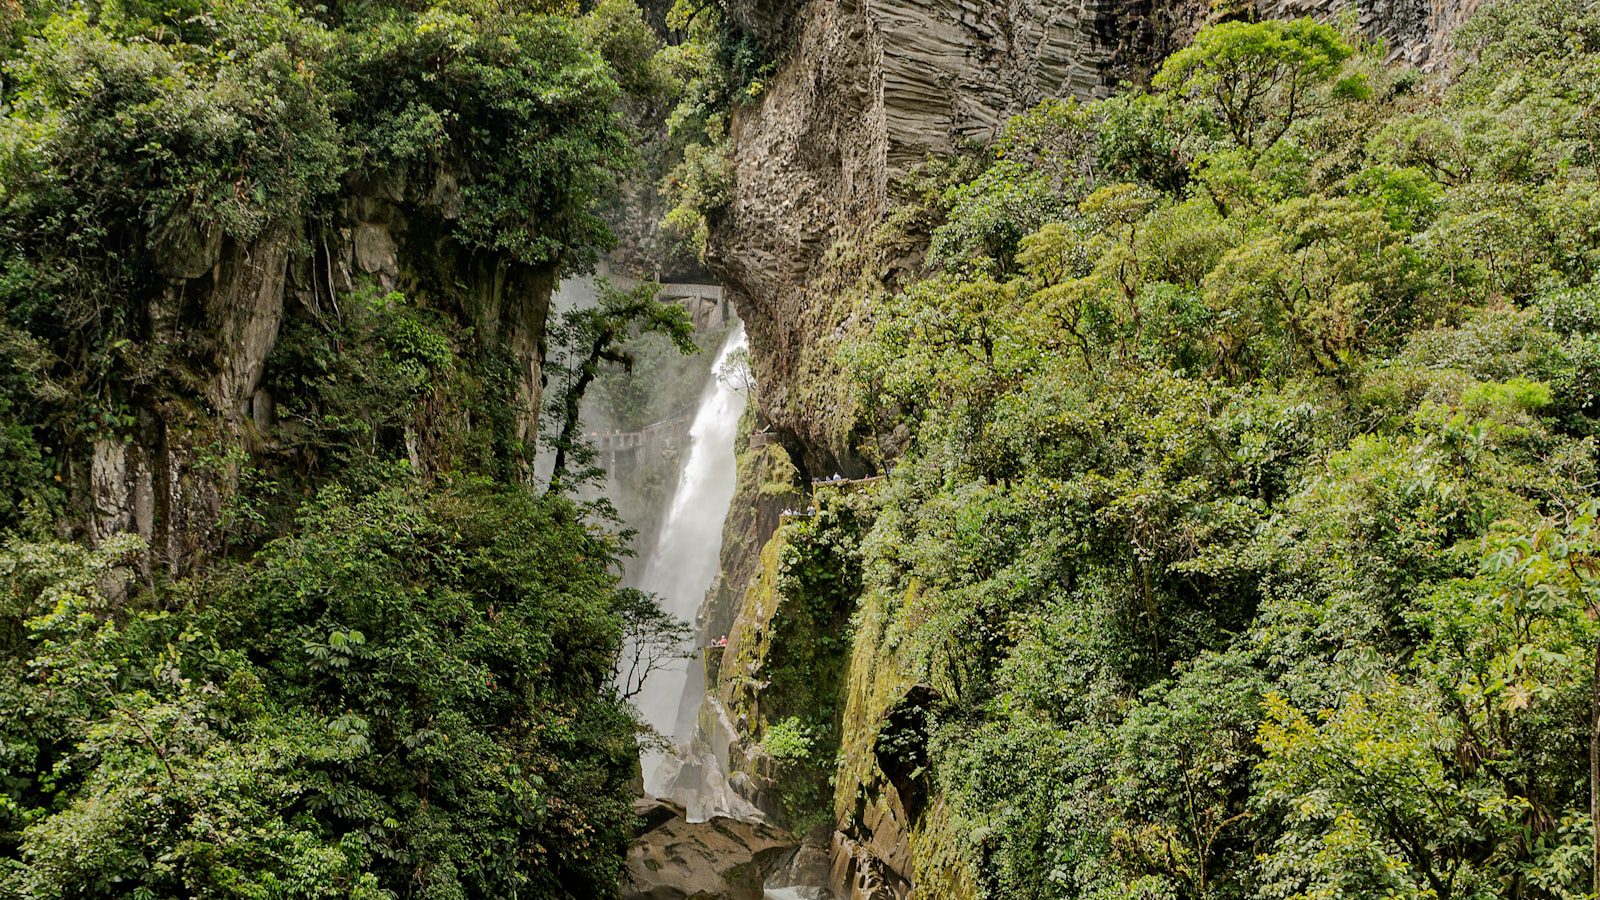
[0,0,687,895]
[723,484,869,835]
[0,0,636,524]
[803,3,1600,897]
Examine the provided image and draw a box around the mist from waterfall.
[632,324,748,800]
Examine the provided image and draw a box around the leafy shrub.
[336,4,628,271]
[831,7,1600,896]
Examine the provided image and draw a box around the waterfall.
[632,324,750,807]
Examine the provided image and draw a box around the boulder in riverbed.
[624,798,796,899]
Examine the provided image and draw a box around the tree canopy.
[811,6,1600,897]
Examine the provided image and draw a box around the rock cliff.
[701,1,1484,896]
[705,0,1481,474]
[84,173,556,573]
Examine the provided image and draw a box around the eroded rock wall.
[83,175,556,573]
[1258,0,1484,68]
[707,0,1481,475]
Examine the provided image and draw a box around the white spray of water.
[633,324,748,796]
[654,694,762,823]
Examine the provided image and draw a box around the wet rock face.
[831,808,911,900]
[872,685,937,825]
[623,798,796,900]
[825,685,942,900]
[766,843,836,897]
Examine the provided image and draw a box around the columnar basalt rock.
[1257,0,1484,68]
[707,0,1135,473]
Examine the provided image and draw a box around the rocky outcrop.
[343,176,554,451]
[1258,0,1484,69]
[702,439,802,643]
[83,173,557,572]
[624,798,796,899]
[207,227,295,430]
[88,224,298,570]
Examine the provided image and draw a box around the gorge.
[3,0,1600,898]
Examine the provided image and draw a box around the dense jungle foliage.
[0,0,704,895]
[0,0,644,525]
[11,0,1600,895]
[800,3,1600,897]
[0,484,643,898]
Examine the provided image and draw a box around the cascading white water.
[618,321,830,894]
[633,324,749,798]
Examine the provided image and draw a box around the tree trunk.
[1591,637,1599,898]
[548,328,612,489]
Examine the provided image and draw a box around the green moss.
[832,578,913,827]
[911,796,980,899]
[717,485,876,834]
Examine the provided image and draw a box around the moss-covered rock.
[714,484,871,835]
[701,432,803,639]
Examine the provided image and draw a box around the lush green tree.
[336,1,629,272]
[0,0,343,447]
[1154,18,1354,156]
[544,279,695,488]
[1258,509,1598,899]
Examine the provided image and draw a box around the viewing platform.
[605,275,733,330]
[777,474,888,522]
[591,410,694,472]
